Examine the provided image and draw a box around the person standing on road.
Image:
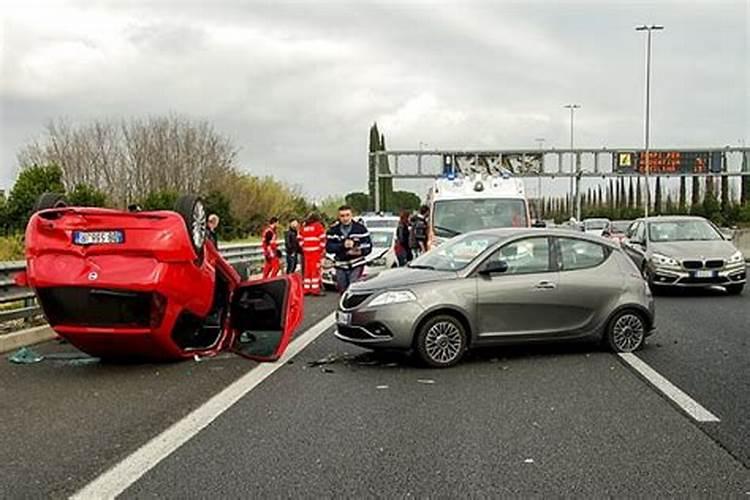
[284,219,301,274]
[410,205,430,256]
[395,209,413,267]
[262,217,281,279]
[207,214,220,248]
[326,205,372,293]
[300,213,327,296]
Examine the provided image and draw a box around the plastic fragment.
[524,458,535,464]
[417,379,435,385]
[376,385,389,390]
[8,347,44,364]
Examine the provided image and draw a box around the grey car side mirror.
[480,260,509,276]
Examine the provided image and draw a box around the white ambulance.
[426,170,530,244]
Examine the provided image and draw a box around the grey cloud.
[1,0,747,199]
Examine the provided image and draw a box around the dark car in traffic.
[335,228,655,367]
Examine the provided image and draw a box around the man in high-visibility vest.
[300,213,326,295]
[262,217,281,279]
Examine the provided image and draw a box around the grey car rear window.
[558,238,609,271]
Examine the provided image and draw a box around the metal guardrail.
[0,243,269,328]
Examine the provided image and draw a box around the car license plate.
[694,270,715,278]
[73,230,124,245]
[336,311,351,326]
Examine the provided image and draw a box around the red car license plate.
[73,230,124,245]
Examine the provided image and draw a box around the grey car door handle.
[535,280,556,290]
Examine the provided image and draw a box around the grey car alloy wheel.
[609,312,645,352]
[416,315,467,367]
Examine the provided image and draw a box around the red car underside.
[22,207,243,360]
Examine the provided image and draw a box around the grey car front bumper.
[334,301,424,349]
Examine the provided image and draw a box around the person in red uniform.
[262,217,281,279]
[300,212,326,296]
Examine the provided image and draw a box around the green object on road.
[8,347,45,364]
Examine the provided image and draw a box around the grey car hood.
[650,240,738,260]
[351,267,456,292]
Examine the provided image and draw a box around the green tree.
[701,187,722,225]
[635,177,643,210]
[6,164,65,232]
[720,175,730,214]
[367,123,381,211]
[67,183,108,207]
[691,176,701,207]
[389,190,421,212]
[204,190,238,240]
[138,190,179,211]
[628,178,635,209]
[654,177,662,214]
[345,192,371,214]
[678,176,687,213]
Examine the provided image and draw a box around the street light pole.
[564,104,580,220]
[636,24,664,218]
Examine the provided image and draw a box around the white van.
[426,171,530,244]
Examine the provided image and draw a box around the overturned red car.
[17,193,303,361]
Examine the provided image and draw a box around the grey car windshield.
[409,233,500,271]
[433,199,527,237]
[370,231,394,248]
[648,220,722,242]
[363,219,398,229]
[585,220,609,231]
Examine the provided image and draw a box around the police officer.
[326,205,372,293]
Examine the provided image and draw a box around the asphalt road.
[0,295,336,499]
[1,290,749,497]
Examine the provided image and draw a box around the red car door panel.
[230,274,304,361]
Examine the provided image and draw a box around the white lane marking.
[72,313,336,500]
[618,353,720,423]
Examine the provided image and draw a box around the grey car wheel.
[415,315,467,368]
[605,310,646,353]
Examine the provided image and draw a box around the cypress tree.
[367,123,381,210]
[691,176,701,208]
[720,174,730,213]
[636,177,643,210]
[628,177,635,209]
[679,176,687,213]
[654,176,662,214]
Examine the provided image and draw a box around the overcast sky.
[1,0,747,200]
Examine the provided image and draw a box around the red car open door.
[229,274,303,361]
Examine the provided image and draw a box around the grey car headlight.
[728,250,744,265]
[650,253,680,268]
[369,290,416,307]
[370,257,387,267]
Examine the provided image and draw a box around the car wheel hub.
[425,321,462,363]
[192,201,207,248]
[612,314,644,352]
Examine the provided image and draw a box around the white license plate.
[694,270,714,278]
[336,311,351,326]
[73,230,124,245]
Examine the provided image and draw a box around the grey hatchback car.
[335,229,655,367]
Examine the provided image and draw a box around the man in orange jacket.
[262,217,281,279]
[300,213,326,295]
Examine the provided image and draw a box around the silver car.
[335,228,655,367]
[622,216,746,294]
